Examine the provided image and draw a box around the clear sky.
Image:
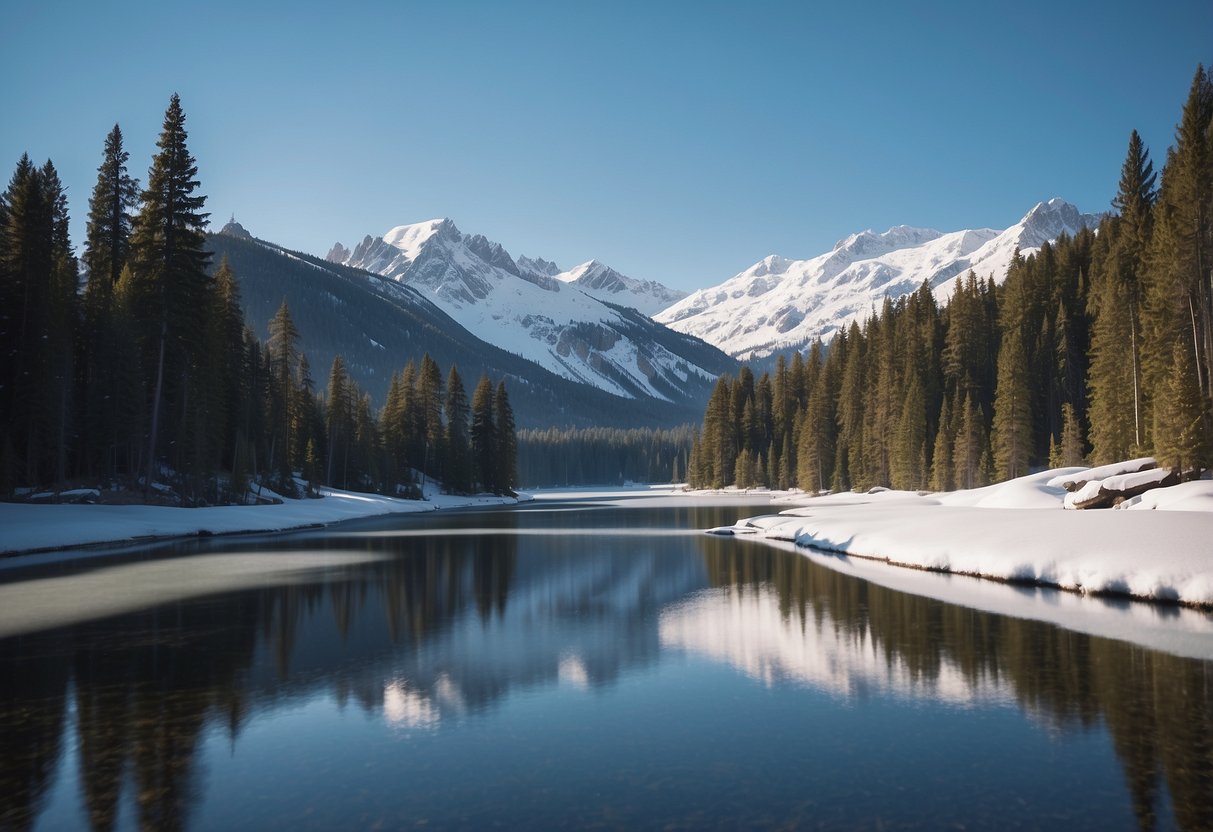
[2,0,1210,291]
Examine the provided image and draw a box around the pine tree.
[325,355,353,487]
[954,393,988,490]
[1059,402,1085,466]
[929,394,954,491]
[267,299,300,482]
[1087,264,1139,462]
[380,371,406,483]
[444,365,471,493]
[893,374,926,489]
[1142,67,1213,449]
[700,376,735,487]
[992,326,1033,480]
[1089,132,1158,460]
[84,124,139,289]
[417,354,444,481]
[494,380,517,494]
[0,155,50,488]
[80,126,139,481]
[797,372,835,494]
[1153,340,1209,473]
[470,375,496,492]
[129,94,211,490]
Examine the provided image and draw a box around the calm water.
[1,496,1211,831]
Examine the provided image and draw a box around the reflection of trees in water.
[0,528,518,832]
[700,544,1213,831]
[0,636,69,831]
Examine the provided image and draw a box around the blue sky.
[2,1,1210,291]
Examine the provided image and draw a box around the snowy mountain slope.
[656,199,1102,360]
[208,225,721,428]
[328,219,731,401]
[554,260,687,317]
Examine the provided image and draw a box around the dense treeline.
[0,95,517,502]
[516,426,695,486]
[690,67,1213,491]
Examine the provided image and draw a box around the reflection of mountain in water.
[661,586,1009,704]
[691,545,1213,832]
[0,522,706,831]
[277,531,706,720]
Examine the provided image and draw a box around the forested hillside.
[206,229,728,429]
[0,96,518,502]
[688,67,1213,492]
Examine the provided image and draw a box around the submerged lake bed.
[2,494,1211,830]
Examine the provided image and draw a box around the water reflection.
[691,544,1213,831]
[0,502,1210,830]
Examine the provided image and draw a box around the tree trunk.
[145,319,167,497]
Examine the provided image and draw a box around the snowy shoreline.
[0,486,526,562]
[707,468,1213,610]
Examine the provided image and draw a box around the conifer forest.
[687,67,1213,492]
[0,95,518,503]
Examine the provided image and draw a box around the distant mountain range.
[657,198,1103,359]
[327,219,712,402]
[208,222,733,428]
[211,198,1100,428]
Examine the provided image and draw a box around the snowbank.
[0,487,523,558]
[720,468,1213,608]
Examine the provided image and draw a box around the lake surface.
[1,494,1211,830]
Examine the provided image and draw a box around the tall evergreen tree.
[470,374,496,492]
[893,374,927,490]
[81,127,140,480]
[129,94,211,489]
[325,355,353,487]
[1058,402,1086,467]
[494,380,517,494]
[417,354,444,480]
[83,125,139,289]
[992,326,1033,480]
[954,393,988,490]
[444,365,471,493]
[1153,340,1209,473]
[1142,67,1213,445]
[1089,131,1157,458]
[267,299,300,482]
[929,393,955,491]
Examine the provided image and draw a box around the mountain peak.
[517,254,561,280]
[219,218,252,239]
[326,242,350,263]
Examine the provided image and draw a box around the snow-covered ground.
[0,485,523,559]
[711,468,1213,608]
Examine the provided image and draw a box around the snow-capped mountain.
[328,219,732,402]
[656,198,1103,360]
[554,260,687,317]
